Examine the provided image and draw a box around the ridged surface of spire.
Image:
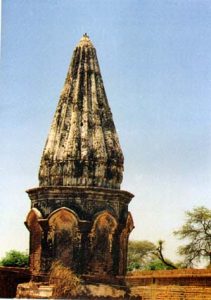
[39,34,124,189]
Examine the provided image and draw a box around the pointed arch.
[48,207,79,222]
[47,208,80,270]
[25,208,43,230]
[88,210,118,274]
[25,208,43,274]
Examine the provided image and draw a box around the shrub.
[146,259,175,270]
[0,250,29,267]
[49,261,81,298]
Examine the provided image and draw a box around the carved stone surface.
[25,209,43,275]
[26,187,133,275]
[39,34,124,189]
[27,186,133,220]
[25,34,134,278]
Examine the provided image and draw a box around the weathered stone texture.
[39,34,123,189]
[26,187,134,275]
[27,186,132,220]
[24,34,134,283]
[25,208,42,274]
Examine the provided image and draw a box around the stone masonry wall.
[26,187,134,276]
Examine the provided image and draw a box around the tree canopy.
[127,240,156,270]
[127,240,176,271]
[128,206,211,271]
[174,206,211,267]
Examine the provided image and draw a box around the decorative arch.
[88,210,118,274]
[48,207,79,221]
[25,208,42,229]
[119,212,134,275]
[25,208,43,274]
[47,208,81,269]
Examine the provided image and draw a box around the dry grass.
[49,261,81,298]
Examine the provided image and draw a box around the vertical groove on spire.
[39,35,124,189]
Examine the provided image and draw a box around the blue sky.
[1,0,211,265]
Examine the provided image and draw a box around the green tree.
[127,240,156,271]
[146,259,175,270]
[174,206,211,267]
[128,240,178,271]
[0,250,29,267]
[155,240,177,269]
[128,240,182,271]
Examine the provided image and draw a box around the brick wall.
[83,269,211,287]
[126,268,211,286]
[126,269,211,300]
[130,286,211,300]
[0,267,30,298]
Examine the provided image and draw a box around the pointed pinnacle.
[77,33,94,48]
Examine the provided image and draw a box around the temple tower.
[25,34,134,277]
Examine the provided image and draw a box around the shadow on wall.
[0,266,30,298]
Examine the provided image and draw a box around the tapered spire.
[39,34,124,189]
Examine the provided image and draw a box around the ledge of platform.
[26,186,134,205]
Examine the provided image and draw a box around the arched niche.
[25,208,43,274]
[47,208,80,270]
[89,211,118,274]
[119,212,134,275]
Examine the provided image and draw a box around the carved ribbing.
[39,34,124,189]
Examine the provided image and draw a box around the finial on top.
[77,33,93,48]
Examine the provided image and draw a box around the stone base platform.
[16,282,54,299]
[16,281,137,299]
